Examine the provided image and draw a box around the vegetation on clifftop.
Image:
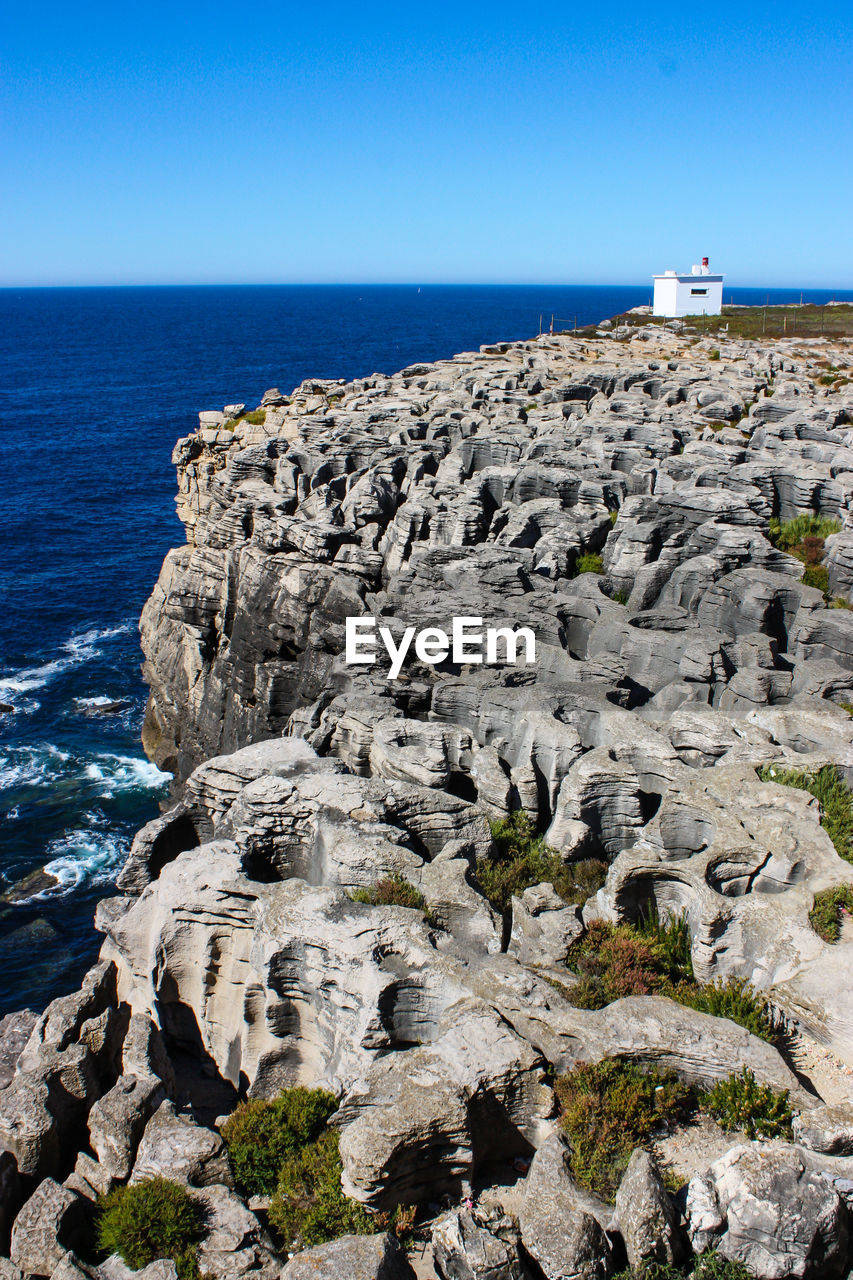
[477,810,606,914]
[564,914,774,1040]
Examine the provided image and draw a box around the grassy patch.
[756,763,853,862]
[555,1058,694,1200]
[268,1129,377,1251]
[708,349,721,361]
[573,551,605,576]
[97,1179,204,1280]
[476,811,607,914]
[615,1256,754,1280]
[243,409,267,424]
[349,873,438,927]
[221,1086,338,1197]
[701,1068,793,1139]
[809,884,853,942]
[603,304,853,342]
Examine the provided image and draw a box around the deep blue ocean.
[2,283,851,1017]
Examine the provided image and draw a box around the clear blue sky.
[2,1,851,287]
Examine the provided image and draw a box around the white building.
[653,258,724,317]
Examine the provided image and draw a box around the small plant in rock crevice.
[808,884,853,942]
[349,873,438,927]
[555,1058,694,1200]
[564,916,774,1040]
[766,514,840,597]
[573,551,605,576]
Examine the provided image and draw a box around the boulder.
[686,1142,851,1279]
[508,885,583,967]
[793,1102,853,1156]
[432,1208,531,1280]
[279,1232,415,1279]
[130,1101,231,1188]
[193,1185,279,1279]
[96,1258,177,1280]
[518,1133,613,1280]
[613,1149,686,1270]
[9,1178,90,1277]
[87,1075,164,1180]
[0,1011,38,1089]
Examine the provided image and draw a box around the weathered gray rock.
[508,884,583,967]
[614,1149,686,1270]
[96,1257,178,1280]
[193,1185,279,1278]
[279,1232,415,1280]
[0,1011,38,1089]
[686,1142,851,1279]
[518,1134,614,1279]
[9,1178,89,1277]
[130,1101,231,1187]
[793,1102,853,1156]
[432,1209,531,1280]
[87,1074,164,1180]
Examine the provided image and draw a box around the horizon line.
[2,281,852,293]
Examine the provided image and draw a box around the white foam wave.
[33,827,130,900]
[0,623,132,698]
[0,744,72,791]
[85,753,171,797]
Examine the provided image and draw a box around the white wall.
[653,275,723,318]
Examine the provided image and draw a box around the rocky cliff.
[4,320,853,1280]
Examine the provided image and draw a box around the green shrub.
[756,763,853,862]
[221,1087,338,1197]
[97,1179,204,1280]
[268,1129,376,1250]
[566,913,694,1009]
[701,1067,793,1139]
[609,510,619,526]
[634,905,693,980]
[802,564,829,592]
[611,587,631,605]
[574,552,605,576]
[243,409,267,424]
[767,514,841,554]
[565,921,773,1039]
[476,811,606,914]
[555,1058,694,1200]
[708,349,721,360]
[671,977,774,1041]
[809,884,853,942]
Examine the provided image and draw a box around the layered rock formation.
[3,321,853,1279]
